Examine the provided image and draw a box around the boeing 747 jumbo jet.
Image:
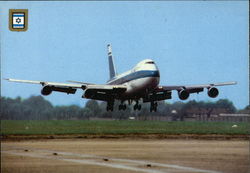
[6,44,236,112]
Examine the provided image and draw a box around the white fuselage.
[107,59,160,98]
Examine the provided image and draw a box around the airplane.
[5,44,237,112]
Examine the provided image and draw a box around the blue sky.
[1,1,249,109]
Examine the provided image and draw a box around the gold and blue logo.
[9,9,28,31]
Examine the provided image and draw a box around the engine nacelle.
[41,86,52,96]
[178,89,189,100]
[208,87,219,98]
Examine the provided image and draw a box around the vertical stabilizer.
[107,44,117,79]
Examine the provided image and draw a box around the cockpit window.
[146,61,154,64]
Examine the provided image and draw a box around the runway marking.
[2,150,166,173]
[2,147,222,173]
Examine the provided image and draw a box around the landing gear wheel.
[119,105,122,110]
[154,102,157,112]
[138,105,141,110]
[150,102,158,112]
[123,105,126,110]
[107,106,113,111]
[119,101,127,111]
[106,101,114,111]
[133,100,141,111]
[133,103,141,111]
[133,104,138,111]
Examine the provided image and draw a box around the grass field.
[1,120,249,135]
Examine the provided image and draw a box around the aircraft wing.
[5,78,87,95]
[5,78,127,97]
[143,81,237,102]
[159,81,237,91]
[5,78,84,88]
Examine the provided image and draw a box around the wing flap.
[87,84,126,90]
[83,84,127,100]
[67,80,95,85]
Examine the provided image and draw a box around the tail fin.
[107,44,117,79]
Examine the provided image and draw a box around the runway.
[1,139,249,173]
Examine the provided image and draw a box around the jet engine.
[178,89,189,100]
[41,86,52,95]
[207,87,219,98]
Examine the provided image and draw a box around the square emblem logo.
[9,9,28,31]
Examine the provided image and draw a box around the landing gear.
[119,101,126,110]
[133,101,141,111]
[106,101,114,111]
[150,101,157,112]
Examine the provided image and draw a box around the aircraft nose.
[145,75,160,89]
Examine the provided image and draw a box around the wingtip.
[226,81,237,85]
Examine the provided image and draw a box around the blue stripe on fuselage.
[108,70,160,85]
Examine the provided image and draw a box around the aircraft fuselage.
[107,59,160,98]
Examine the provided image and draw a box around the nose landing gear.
[133,100,141,111]
[119,101,127,110]
[150,101,157,112]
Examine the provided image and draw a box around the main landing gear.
[106,100,157,112]
[106,101,114,111]
[119,101,126,110]
[133,101,141,111]
[150,101,157,112]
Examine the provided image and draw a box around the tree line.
[0,96,249,120]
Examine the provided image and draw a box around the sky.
[1,1,249,109]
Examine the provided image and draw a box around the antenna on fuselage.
[107,44,117,79]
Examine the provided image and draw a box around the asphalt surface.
[1,139,249,173]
